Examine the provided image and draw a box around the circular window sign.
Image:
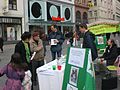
[65,8,70,20]
[50,5,58,18]
[31,2,42,18]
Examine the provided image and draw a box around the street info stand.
[95,35,107,55]
[62,47,96,90]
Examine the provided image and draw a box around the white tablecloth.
[37,59,65,90]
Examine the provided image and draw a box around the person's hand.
[100,58,104,64]
[54,39,59,43]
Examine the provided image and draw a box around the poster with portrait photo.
[67,84,78,90]
[97,36,104,45]
[69,66,79,86]
[7,27,15,41]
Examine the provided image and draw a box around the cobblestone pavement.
[0,34,120,90]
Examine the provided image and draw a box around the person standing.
[29,31,44,87]
[79,23,98,61]
[40,32,48,56]
[48,25,64,60]
[14,32,31,67]
[0,36,4,53]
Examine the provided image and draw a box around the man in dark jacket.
[79,23,98,61]
[100,39,118,65]
[0,37,4,53]
[48,25,64,60]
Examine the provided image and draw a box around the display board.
[95,35,107,49]
[62,47,96,90]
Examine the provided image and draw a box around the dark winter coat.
[83,31,98,61]
[101,44,118,65]
[48,31,64,52]
[0,64,25,90]
[14,41,31,64]
[0,37,4,47]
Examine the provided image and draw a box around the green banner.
[62,47,96,90]
[88,24,118,35]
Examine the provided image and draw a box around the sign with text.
[62,47,96,90]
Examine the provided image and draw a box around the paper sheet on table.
[107,65,118,70]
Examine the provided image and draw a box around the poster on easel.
[62,47,96,90]
[95,35,107,49]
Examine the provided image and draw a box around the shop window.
[9,0,17,10]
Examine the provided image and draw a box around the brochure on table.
[62,47,96,90]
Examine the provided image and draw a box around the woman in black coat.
[0,37,4,52]
[100,39,118,65]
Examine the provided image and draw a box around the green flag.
[83,50,96,90]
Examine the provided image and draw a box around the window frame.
[9,0,17,10]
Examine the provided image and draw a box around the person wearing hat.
[29,31,44,88]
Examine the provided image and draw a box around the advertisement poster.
[7,27,15,41]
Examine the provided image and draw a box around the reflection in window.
[9,0,17,10]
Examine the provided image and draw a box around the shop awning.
[87,20,120,35]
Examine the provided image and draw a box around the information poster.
[62,47,94,90]
[95,35,107,49]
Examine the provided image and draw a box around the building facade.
[0,0,24,43]
[88,0,114,23]
[75,0,89,24]
[113,0,120,21]
[24,0,75,35]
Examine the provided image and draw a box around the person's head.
[21,32,31,42]
[32,31,40,41]
[10,53,28,70]
[10,53,22,64]
[51,24,58,32]
[79,23,88,33]
[107,39,115,46]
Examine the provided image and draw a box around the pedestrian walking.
[0,53,28,90]
[0,36,4,53]
[48,24,65,60]
[79,23,98,61]
[29,31,44,89]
